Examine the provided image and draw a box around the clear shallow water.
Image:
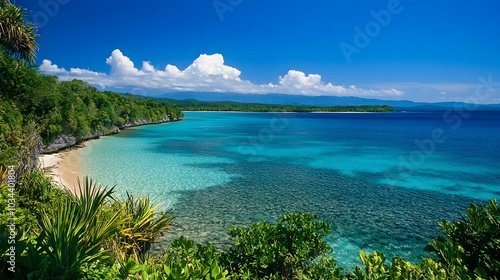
[80,111,500,268]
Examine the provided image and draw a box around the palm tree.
[0,0,38,63]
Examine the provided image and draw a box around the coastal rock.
[90,126,121,138]
[122,119,149,128]
[42,116,182,154]
[44,135,77,154]
[121,116,176,128]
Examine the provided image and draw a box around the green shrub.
[163,236,229,280]
[427,199,500,278]
[224,212,340,279]
[0,99,23,168]
[350,250,475,280]
[84,237,229,280]
[16,170,66,221]
[352,250,390,279]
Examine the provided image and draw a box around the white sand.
[39,146,87,194]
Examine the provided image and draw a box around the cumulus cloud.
[280,70,323,91]
[39,59,65,74]
[40,58,110,88]
[184,53,241,80]
[276,70,403,96]
[106,49,139,76]
[39,49,404,97]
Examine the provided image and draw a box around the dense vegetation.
[0,51,183,167]
[0,53,183,140]
[164,99,394,113]
[1,1,499,279]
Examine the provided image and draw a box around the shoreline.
[38,119,183,193]
[38,141,92,194]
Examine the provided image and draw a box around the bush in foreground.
[224,212,340,279]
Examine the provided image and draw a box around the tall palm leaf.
[113,192,174,262]
[0,0,38,63]
[35,177,121,278]
[0,166,7,182]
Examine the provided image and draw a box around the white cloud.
[39,49,404,97]
[40,59,66,74]
[279,70,324,93]
[277,70,403,96]
[141,61,155,73]
[106,49,139,76]
[184,53,241,80]
[40,58,110,88]
[165,64,181,75]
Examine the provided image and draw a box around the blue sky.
[17,0,500,103]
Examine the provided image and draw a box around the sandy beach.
[38,143,89,194]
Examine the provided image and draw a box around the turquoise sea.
[80,111,500,268]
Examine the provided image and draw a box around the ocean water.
[80,111,500,268]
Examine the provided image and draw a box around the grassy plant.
[111,191,174,262]
[0,166,7,182]
[16,169,65,221]
[32,177,121,279]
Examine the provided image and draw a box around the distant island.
[158,98,395,113]
[158,91,500,111]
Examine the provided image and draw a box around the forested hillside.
[0,52,183,165]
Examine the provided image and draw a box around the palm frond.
[0,166,7,183]
[112,191,174,262]
[36,176,120,278]
[0,0,38,63]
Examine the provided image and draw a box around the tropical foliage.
[111,192,175,262]
[0,52,183,146]
[31,178,120,279]
[224,212,340,279]
[0,0,38,63]
[426,200,500,279]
